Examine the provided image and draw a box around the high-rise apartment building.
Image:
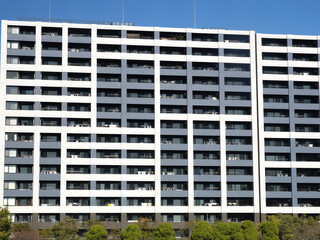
[0,20,319,232]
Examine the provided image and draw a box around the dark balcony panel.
[161,151,187,160]
[97,88,120,97]
[97,29,121,38]
[127,60,154,69]
[68,73,91,81]
[41,133,61,142]
[127,150,154,159]
[5,133,34,143]
[66,197,89,206]
[96,213,121,222]
[97,197,121,206]
[295,110,319,119]
[226,137,251,145]
[161,135,187,144]
[97,59,121,68]
[67,150,90,158]
[161,90,187,99]
[42,27,62,36]
[194,136,219,145]
[38,214,60,223]
[297,168,320,177]
[127,31,154,39]
[194,198,220,206]
[225,92,251,101]
[6,117,34,126]
[293,67,318,76]
[193,62,218,71]
[293,39,317,48]
[40,149,60,158]
[67,165,90,174]
[262,52,287,61]
[67,103,91,112]
[262,38,287,46]
[227,167,252,175]
[128,135,154,144]
[42,42,62,51]
[265,139,290,147]
[264,109,289,118]
[128,182,154,190]
[6,86,34,95]
[227,198,253,206]
[67,181,90,190]
[161,120,187,129]
[297,153,320,162]
[227,213,254,222]
[226,122,251,130]
[224,34,249,43]
[8,25,35,35]
[129,198,154,206]
[98,74,121,82]
[266,183,291,192]
[127,45,154,54]
[263,80,288,89]
[195,182,220,191]
[160,32,186,41]
[96,166,121,174]
[6,101,34,111]
[128,214,154,222]
[193,106,219,115]
[298,199,320,207]
[263,66,288,74]
[293,53,318,61]
[266,168,291,177]
[40,181,60,190]
[66,214,89,223]
[264,124,289,132]
[40,165,60,174]
[192,77,219,85]
[162,182,187,191]
[128,74,154,83]
[160,61,186,70]
[162,105,187,114]
[194,167,220,175]
[68,28,91,37]
[295,125,319,132]
[97,134,120,143]
[40,197,60,207]
[161,166,187,175]
[294,81,318,90]
[41,102,61,111]
[127,90,154,98]
[127,105,153,113]
[264,95,288,103]
[96,150,121,158]
[41,72,62,80]
[225,77,250,86]
[192,48,218,56]
[225,63,250,72]
[67,134,91,143]
[97,119,121,128]
[68,58,91,67]
[127,119,154,128]
[194,151,220,160]
[160,76,186,85]
[41,87,61,96]
[298,183,320,192]
[160,46,186,55]
[97,44,121,53]
[224,49,250,57]
[7,56,34,64]
[42,57,62,65]
[227,152,252,161]
[40,118,61,127]
[7,71,35,79]
[267,198,292,207]
[128,166,155,175]
[192,33,218,42]
[227,182,253,191]
[161,198,187,206]
[225,107,251,115]
[68,43,91,52]
[68,88,91,97]
[67,118,91,127]
[265,153,290,162]
[7,41,35,50]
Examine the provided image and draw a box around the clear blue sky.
[0,0,320,35]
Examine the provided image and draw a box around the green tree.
[154,222,175,240]
[229,222,244,240]
[191,220,214,240]
[260,221,279,240]
[213,221,230,240]
[120,224,142,240]
[85,225,108,240]
[0,207,12,240]
[50,217,80,240]
[82,219,103,232]
[11,222,31,232]
[241,220,258,240]
[137,217,155,240]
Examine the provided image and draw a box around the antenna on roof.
[194,0,196,28]
[122,0,125,23]
[49,0,51,22]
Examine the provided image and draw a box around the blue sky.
[0,0,320,35]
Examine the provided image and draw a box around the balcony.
[97,198,121,206]
[162,106,187,114]
[225,77,250,86]
[40,166,60,175]
[127,60,154,69]
[96,214,120,222]
[161,167,187,175]
[192,33,218,42]
[42,57,62,65]
[128,182,154,191]
[127,31,154,39]
[68,58,91,67]
[266,183,291,192]
[194,151,219,160]
[67,181,90,190]
[97,44,121,53]
[40,182,60,190]
[8,26,35,35]
[225,49,250,57]
[293,68,319,76]
[127,120,153,128]
[7,56,34,65]
[41,103,61,111]
[67,150,90,159]
[162,183,187,191]
[193,106,219,115]
[227,198,253,206]
[160,61,186,70]
[127,105,153,113]
[66,198,90,206]
[297,168,320,177]
[97,119,121,128]
[6,101,34,111]
[127,151,154,159]
[97,150,121,159]
[293,39,317,48]
[263,67,288,75]
[68,28,91,38]
[97,29,121,38]
[128,166,154,175]
[128,135,154,144]
[193,77,219,85]
[293,53,318,62]
[40,149,60,158]
[4,197,32,206]
[161,151,187,160]
[226,152,252,161]
[224,34,249,43]
[68,73,91,81]
[7,71,34,79]
[192,48,218,56]
[128,75,154,83]
[98,74,121,82]
[67,103,91,112]
[67,119,91,127]
[161,47,186,55]
[267,198,291,207]
[225,63,250,72]
[5,133,33,142]
[42,42,62,51]
[97,59,121,68]
[265,153,290,162]
[127,90,154,98]
[194,198,220,206]
[127,45,154,54]
[42,27,62,36]
[5,149,33,158]
[161,76,186,85]
[97,182,121,190]
[161,198,187,206]
[97,134,120,143]
[67,166,90,174]
[160,32,186,41]
[97,166,121,174]
[227,183,253,191]
[262,38,287,47]
[262,52,287,61]
[7,41,34,50]
[193,62,218,71]
[68,43,91,52]
[195,183,220,191]
[194,167,220,175]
